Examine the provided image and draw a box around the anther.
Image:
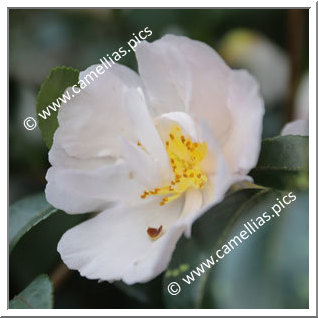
[147,225,163,241]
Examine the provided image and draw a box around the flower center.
[140,125,208,206]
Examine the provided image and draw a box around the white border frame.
[3,1,316,316]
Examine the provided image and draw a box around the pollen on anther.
[169,133,175,140]
[160,197,168,206]
[166,141,169,147]
[137,141,141,146]
[197,173,202,178]
[181,135,185,143]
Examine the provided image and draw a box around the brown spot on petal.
[147,225,163,241]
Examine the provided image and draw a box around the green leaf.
[210,191,308,309]
[9,193,58,254]
[250,135,309,190]
[9,274,53,309]
[36,66,79,148]
[163,188,308,308]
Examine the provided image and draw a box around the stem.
[49,262,71,290]
[286,9,305,122]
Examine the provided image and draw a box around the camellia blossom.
[45,35,264,284]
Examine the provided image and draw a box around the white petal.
[154,111,200,142]
[294,72,309,120]
[281,119,309,136]
[120,137,162,188]
[199,119,224,175]
[180,189,203,238]
[57,198,185,284]
[45,161,146,214]
[45,167,108,214]
[136,35,232,143]
[56,63,144,159]
[46,129,148,214]
[79,63,141,93]
[49,129,114,171]
[136,37,192,115]
[222,70,264,175]
[123,88,172,181]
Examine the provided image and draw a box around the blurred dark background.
[9,9,309,308]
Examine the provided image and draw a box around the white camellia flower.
[46,35,264,284]
[281,119,309,136]
[219,28,289,106]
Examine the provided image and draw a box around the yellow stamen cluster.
[140,125,208,206]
